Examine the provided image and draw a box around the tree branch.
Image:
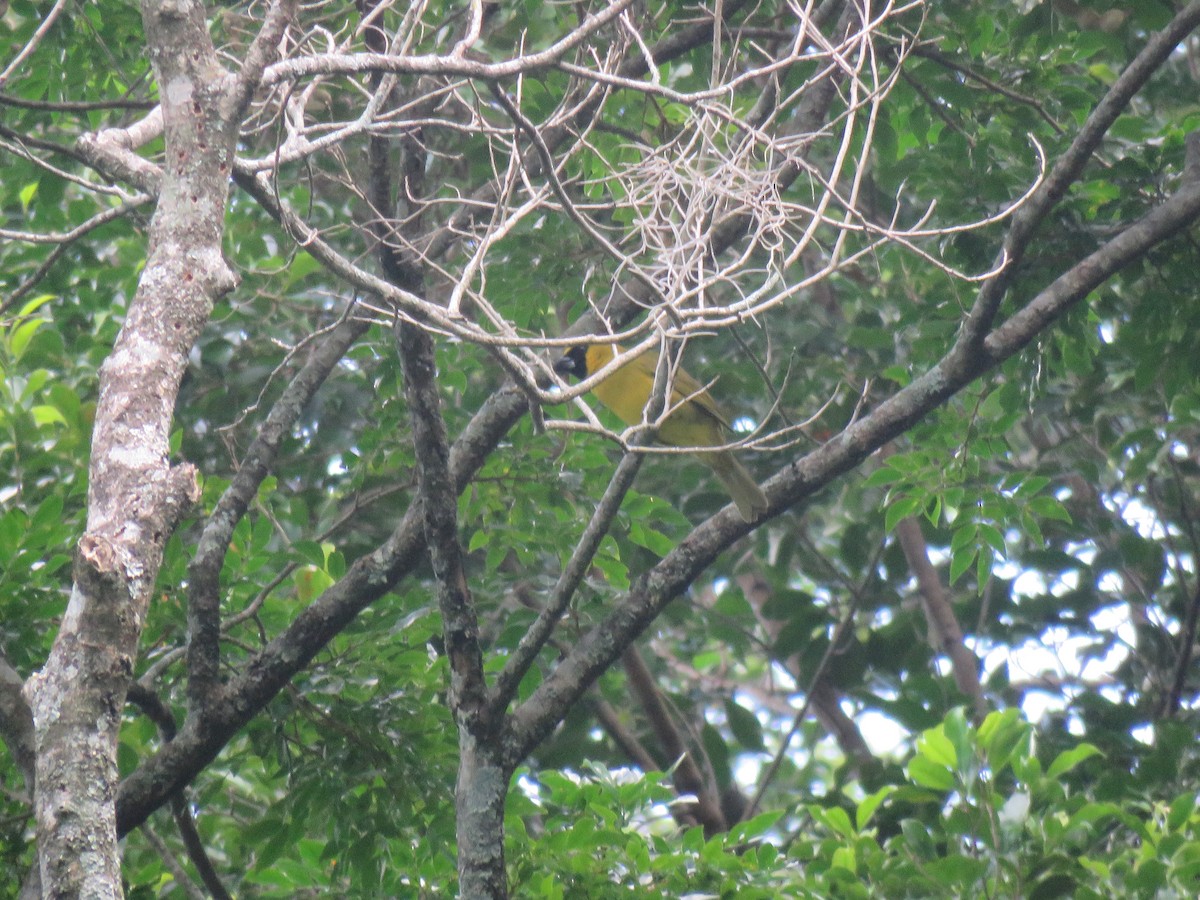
[261,0,637,88]
[622,646,727,835]
[894,516,987,718]
[505,161,1200,764]
[0,655,34,792]
[958,0,1200,349]
[23,1,287,890]
[225,0,298,122]
[186,315,367,711]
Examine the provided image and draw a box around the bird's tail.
[700,451,769,522]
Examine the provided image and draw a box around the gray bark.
[22,0,293,895]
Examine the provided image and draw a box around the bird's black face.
[554,345,588,380]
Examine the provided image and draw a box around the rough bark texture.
[398,318,504,897]
[29,0,1187,871]
[454,737,509,900]
[21,0,293,894]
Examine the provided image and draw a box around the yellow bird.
[555,343,769,522]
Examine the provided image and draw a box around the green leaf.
[1167,791,1196,831]
[885,494,924,532]
[830,844,856,872]
[1046,743,1102,779]
[1027,495,1072,523]
[31,495,65,531]
[724,699,765,751]
[907,755,954,792]
[918,725,958,769]
[855,786,895,832]
[31,405,68,427]
[949,545,976,585]
[9,317,46,360]
[1028,872,1077,900]
[863,465,902,488]
[294,540,325,568]
[977,523,1005,555]
[925,853,987,885]
[730,810,783,843]
[977,708,1024,763]
[628,521,674,556]
[976,548,993,590]
[899,818,937,858]
[815,805,856,840]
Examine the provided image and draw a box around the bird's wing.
[628,348,733,431]
[669,363,733,431]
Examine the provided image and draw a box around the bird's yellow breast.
[584,344,730,448]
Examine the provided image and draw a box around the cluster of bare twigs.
[2,0,1040,462]
[8,3,1200,894]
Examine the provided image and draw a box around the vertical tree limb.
[22,1,295,895]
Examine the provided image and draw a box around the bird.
[554,342,769,522]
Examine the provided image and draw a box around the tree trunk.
[456,734,509,899]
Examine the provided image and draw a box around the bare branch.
[0,194,152,246]
[0,656,34,792]
[261,0,636,87]
[0,0,68,88]
[186,316,367,710]
[225,0,299,122]
[958,0,1200,350]
[894,516,987,718]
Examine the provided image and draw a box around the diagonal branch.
[225,0,298,122]
[958,0,1200,349]
[186,315,368,710]
[504,162,1200,764]
[894,516,987,717]
[489,450,644,712]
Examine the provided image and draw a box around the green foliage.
[511,710,1200,899]
[4,0,1200,896]
[508,764,799,898]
